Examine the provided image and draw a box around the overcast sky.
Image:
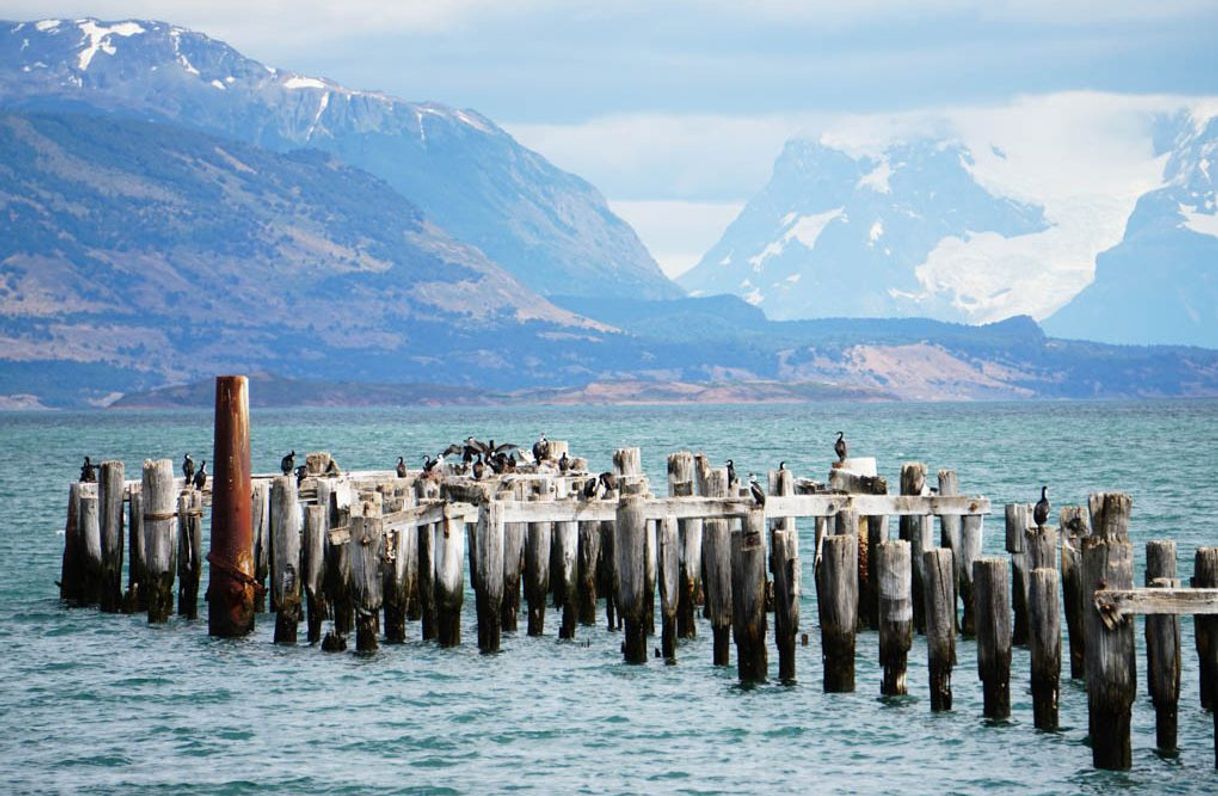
[7,1,1218,276]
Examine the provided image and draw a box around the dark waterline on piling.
[3,400,1218,793]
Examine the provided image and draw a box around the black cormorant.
[533,433,550,463]
[280,450,296,476]
[749,474,766,506]
[182,453,195,483]
[559,452,571,473]
[193,461,207,491]
[79,456,96,483]
[726,459,737,488]
[396,456,407,478]
[1034,486,1050,528]
[834,432,847,463]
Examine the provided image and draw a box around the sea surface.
[1,400,1217,794]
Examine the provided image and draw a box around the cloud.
[608,200,745,278]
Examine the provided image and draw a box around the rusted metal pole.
[208,375,255,637]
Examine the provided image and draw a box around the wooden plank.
[1093,588,1218,623]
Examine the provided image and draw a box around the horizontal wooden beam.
[1094,587,1218,628]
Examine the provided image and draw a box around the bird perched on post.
[533,433,550,464]
[193,461,207,491]
[582,476,599,500]
[396,456,407,478]
[598,471,619,496]
[1033,486,1050,529]
[295,464,308,486]
[749,473,766,506]
[559,452,571,473]
[472,459,486,480]
[422,454,439,474]
[834,432,848,463]
[79,456,97,483]
[280,450,296,476]
[325,458,340,477]
[182,453,195,484]
[726,459,737,488]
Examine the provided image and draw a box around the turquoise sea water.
[2,400,1217,794]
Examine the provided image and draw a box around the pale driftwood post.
[877,540,912,696]
[937,468,961,583]
[1146,540,1180,753]
[325,500,353,639]
[98,461,125,613]
[1006,502,1029,646]
[819,533,858,692]
[834,507,861,634]
[771,524,800,683]
[304,505,328,644]
[60,482,84,603]
[959,513,983,637]
[1028,567,1061,730]
[435,514,465,648]
[502,479,525,633]
[731,507,768,683]
[1083,492,1134,770]
[124,485,145,612]
[1194,547,1218,766]
[350,514,384,652]
[79,489,102,606]
[577,518,600,626]
[525,486,553,637]
[1060,505,1090,678]
[974,558,1011,719]
[176,489,203,619]
[555,508,579,640]
[382,492,410,644]
[924,548,956,711]
[252,480,270,613]
[271,475,301,643]
[899,463,928,633]
[615,494,649,664]
[658,515,679,660]
[670,452,701,640]
[703,468,733,666]
[475,501,505,653]
[143,459,177,623]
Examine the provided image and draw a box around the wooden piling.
[208,375,255,637]
[176,489,202,619]
[271,475,301,643]
[252,480,270,613]
[325,497,353,638]
[731,507,768,683]
[1194,547,1218,765]
[98,461,125,612]
[501,477,525,633]
[577,519,600,626]
[658,515,679,660]
[142,459,177,624]
[474,501,505,652]
[1028,567,1061,731]
[959,513,983,637]
[525,486,553,637]
[79,490,102,606]
[702,468,733,666]
[818,533,858,692]
[123,485,145,612]
[419,518,438,640]
[669,452,701,640]
[877,540,913,696]
[1145,540,1180,753]
[599,518,618,631]
[771,524,800,683]
[59,482,84,603]
[899,463,928,634]
[304,505,328,644]
[974,558,1011,720]
[1006,502,1029,646]
[1060,505,1090,679]
[555,506,579,640]
[937,469,961,578]
[349,513,384,652]
[435,513,465,647]
[615,494,649,664]
[924,548,956,711]
[1083,492,1134,770]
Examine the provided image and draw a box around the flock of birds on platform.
[76,430,1055,522]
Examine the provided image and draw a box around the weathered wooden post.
[703,468,733,666]
[599,516,618,631]
[1060,505,1090,678]
[252,480,270,613]
[959,513,983,637]
[350,511,384,652]
[501,480,526,633]
[899,463,929,633]
[1028,567,1061,730]
[435,513,465,647]
[525,485,553,636]
[208,375,255,637]
[1146,540,1180,753]
[877,540,913,696]
[474,501,505,653]
[1083,491,1135,770]
[304,505,328,644]
[60,482,85,603]
[937,469,961,579]
[79,489,102,606]
[658,515,679,660]
[577,514,601,626]
[98,461,125,612]
[669,452,701,640]
[176,489,202,619]
[615,494,649,664]
[271,475,301,643]
[123,484,145,612]
[731,507,768,683]
[1194,546,1218,766]
[1005,502,1029,646]
[419,523,439,641]
[924,548,956,710]
[974,557,1012,719]
[325,496,354,639]
[819,533,858,692]
[771,525,800,683]
[555,496,579,640]
[143,459,177,624]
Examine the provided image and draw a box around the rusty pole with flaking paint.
[208,375,255,637]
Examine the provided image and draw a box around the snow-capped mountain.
[678,137,1047,320]
[0,17,680,300]
[1045,112,1218,348]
